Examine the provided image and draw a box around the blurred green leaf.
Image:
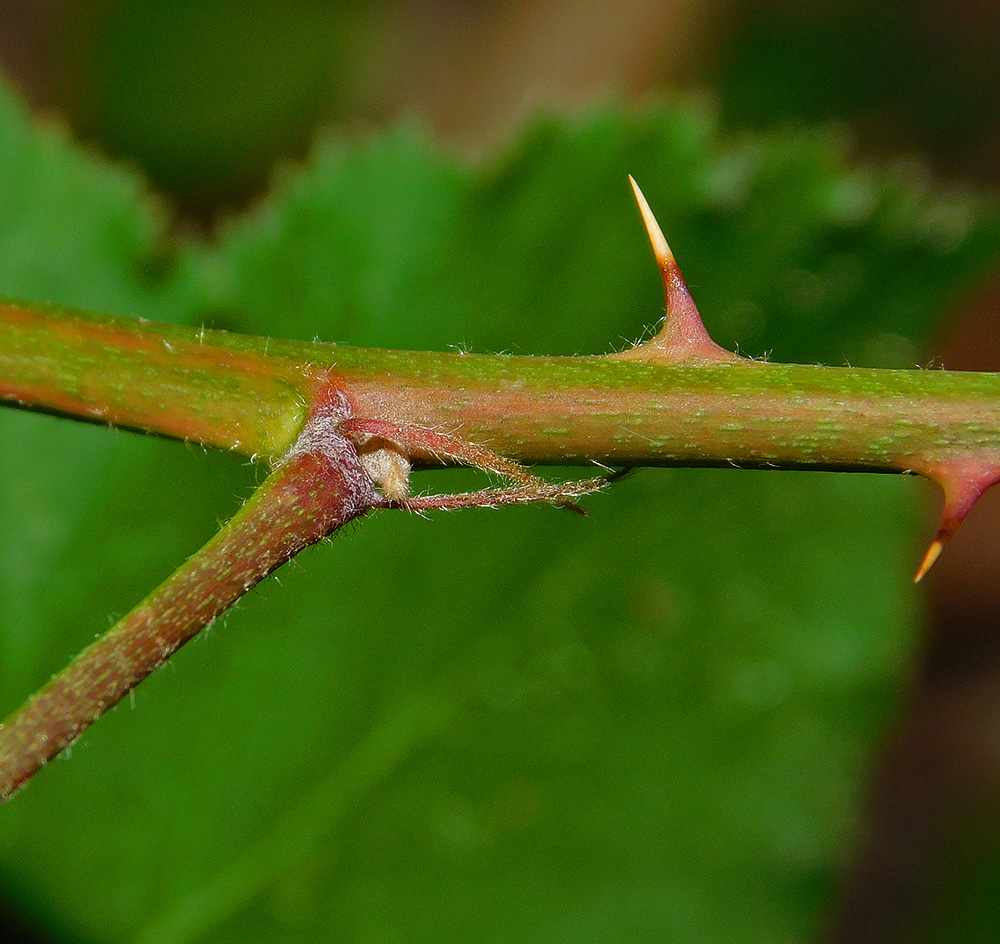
[66,0,369,213]
[1,81,999,943]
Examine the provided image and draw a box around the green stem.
[0,298,317,458]
[0,398,377,803]
[3,298,1000,475]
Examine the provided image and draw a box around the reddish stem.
[0,395,377,803]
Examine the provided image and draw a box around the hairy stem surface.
[3,299,1000,475]
[0,398,377,803]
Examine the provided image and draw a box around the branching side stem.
[0,395,377,802]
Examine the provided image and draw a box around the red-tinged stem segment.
[0,297,324,458]
[0,396,377,804]
[6,296,1000,477]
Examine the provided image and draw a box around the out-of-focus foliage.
[0,73,999,944]
[714,0,1000,184]
[45,0,372,214]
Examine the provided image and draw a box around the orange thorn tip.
[628,175,676,277]
[613,177,736,366]
[913,538,944,584]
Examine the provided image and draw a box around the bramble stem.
[3,298,1000,476]
[0,398,377,803]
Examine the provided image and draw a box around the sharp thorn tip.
[914,538,944,583]
[628,176,675,272]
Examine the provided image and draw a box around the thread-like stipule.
[338,417,606,512]
[612,177,736,365]
[913,459,1000,582]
